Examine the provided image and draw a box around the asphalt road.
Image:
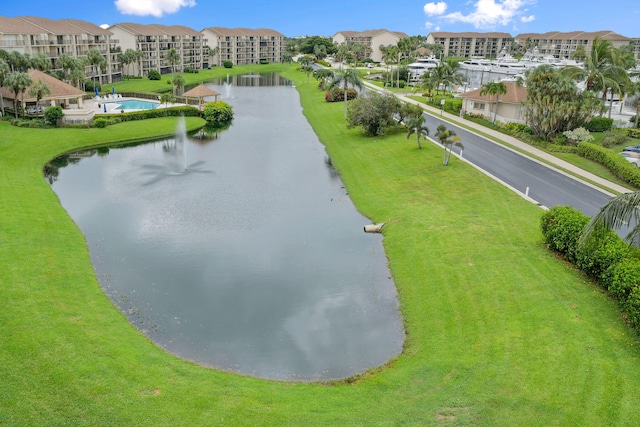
[419,111,614,218]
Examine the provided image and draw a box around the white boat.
[459,56,494,71]
[519,47,582,69]
[407,55,441,81]
[490,49,527,75]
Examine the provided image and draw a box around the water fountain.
[223,73,233,99]
[175,115,187,170]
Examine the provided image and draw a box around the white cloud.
[115,0,196,18]
[425,22,441,31]
[423,2,448,16]
[100,24,110,29]
[443,0,534,29]
[521,14,535,22]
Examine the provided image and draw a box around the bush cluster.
[540,206,640,331]
[584,117,614,132]
[202,101,233,125]
[147,70,161,80]
[627,128,640,139]
[183,67,199,74]
[223,60,233,69]
[325,88,358,102]
[577,142,640,187]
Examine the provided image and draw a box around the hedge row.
[98,106,202,124]
[577,142,640,187]
[540,206,640,330]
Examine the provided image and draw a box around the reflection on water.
[50,75,404,381]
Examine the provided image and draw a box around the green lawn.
[2,65,640,426]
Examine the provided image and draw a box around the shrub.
[84,80,101,93]
[575,230,631,283]
[563,127,593,144]
[93,117,108,128]
[540,206,589,263]
[223,60,233,68]
[325,87,358,102]
[584,117,613,132]
[600,129,628,148]
[627,128,640,139]
[183,67,199,74]
[609,258,640,301]
[147,69,161,80]
[43,106,64,126]
[202,101,233,125]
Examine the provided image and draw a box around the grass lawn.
[2,65,640,425]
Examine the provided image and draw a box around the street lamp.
[440,98,445,116]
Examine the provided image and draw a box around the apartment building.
[515,31,635,60]
[108,23,206,77]
[425,32,513,58]
[0,15,119,84]
[332,29,409,62]
[201,27,286,66]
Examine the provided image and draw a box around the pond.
[49,74,404,381]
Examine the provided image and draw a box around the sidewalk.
[363,80,631,196]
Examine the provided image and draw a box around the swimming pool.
[110,99,160,111]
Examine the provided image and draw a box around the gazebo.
[182,84,221,109]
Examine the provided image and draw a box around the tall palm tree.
[172,74,185,96]
[329,68,363,120]
[479,81,508,123]
[0,59,9,117]
[28,79,51,111]
[436,124,463,166]
[405,114,430,149]
[166,48,180,95]
[87,48,106,92]
[313,68,334,90]
[380,44,398,86]
[5,71,33,118]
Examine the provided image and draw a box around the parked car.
[620,152,640,167]
[624,144,640,153]
[621,151,640,158]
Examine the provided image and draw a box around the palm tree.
[436,124,463,166]
[166,48,180,95]
[30,53,51,72]
[405,114,430,149]
[172,74,185,96]
[207,45,220,67]
[328,68,363,120]
[28,79,51,111]
[313,68,333,90]
[582,192,640,247]
[282,52,293,64]
[380,44,398,86]
[302,65,313,83]
[5,71,33,118]
[159,93,175,115]
[479,81,508,123]
[119,49,135,79]
[297,55,312,68]
[0,59,9,117]
[87,48,106,92]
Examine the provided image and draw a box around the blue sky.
[3,0,639,38]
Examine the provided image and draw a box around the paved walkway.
[362,80,632,196]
